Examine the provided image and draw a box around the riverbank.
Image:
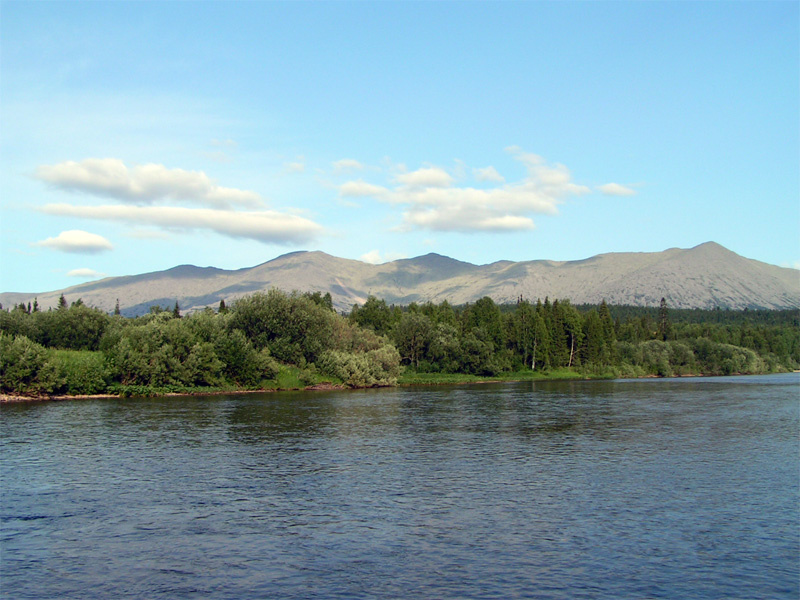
[0,369,640,404]
[2,366,790,404]
[0,370,583,403]
[0,383,350,404]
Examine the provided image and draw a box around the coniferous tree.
[58,294,67,310]
[511,299,535,368]
[218,299,227,313]
[549,299,569,367]
[173,301,181,319]
[658,297,672,341]
[598,300,617,363]
[532,309,550,369]
[114,299,121,316]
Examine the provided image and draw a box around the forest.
[1,290,798,397]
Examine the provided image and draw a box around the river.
[2,373,798,599]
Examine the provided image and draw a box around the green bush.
[228,290,336,364]
[50,350,111,395]
[0,333,59,394]
[318,344,401,387]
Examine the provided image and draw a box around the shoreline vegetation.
[2,369,792,404]
[2,290,798,404]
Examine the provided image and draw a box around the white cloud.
[783,260,800,270]
[67,268,106,279]
[505,146,544,169]
[598,182,637,196]
[339,150,589,233]
[360,250,383,264]
[339,180,389,198]
[332,158,364,172]
[40,204,323,245]
[360,250,407,264]
[395,167,454,188]
[126,229,171,240]
[474,166,505,183]
[35,158,263,209]
[35,230,114,254]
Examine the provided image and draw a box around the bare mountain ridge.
[3,242,798,315]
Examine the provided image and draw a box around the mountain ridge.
[3,242,798,315]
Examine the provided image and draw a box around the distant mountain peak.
[401,253,475,268]
[2,243,797,314]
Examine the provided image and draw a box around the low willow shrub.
[50,349,111,395]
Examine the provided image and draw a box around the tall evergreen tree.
[532,310,550,369]
[658,297,672,341]
[511,299,535,368]
[598,299,617,362]
[549,299,569,367]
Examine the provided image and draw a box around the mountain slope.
[3,243,798,315]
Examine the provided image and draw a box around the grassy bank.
[397,368,615,386]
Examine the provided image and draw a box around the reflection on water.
[2,374,798,599]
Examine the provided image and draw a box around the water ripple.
[1,373,798,599]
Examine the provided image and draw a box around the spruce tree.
[658,297,672,341]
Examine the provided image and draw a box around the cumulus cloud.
[474,166,505,183]
[395,167,454,188]
[40,204,323,245]
[360,250,407,264]
[360,250,383,264]
[126,229,171,240]
[598,182,637,196]
[505,146,544,169]
[35,158,263,209]
[35,230,114,254]
[67,268,106,279]
[332,158,364,172]
[339,150,589,233]
[340,180,389,198]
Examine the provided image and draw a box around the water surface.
[2,374,798,599]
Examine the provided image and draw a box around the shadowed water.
[2,374,798,599]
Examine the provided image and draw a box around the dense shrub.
[228,290,335,364]
[318,346,401,387]
[0,334,58,394]
[49,350,111,395]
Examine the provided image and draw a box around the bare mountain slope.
[3,242,798,315]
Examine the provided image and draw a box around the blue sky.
[1,1,798,294]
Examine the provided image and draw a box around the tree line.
[350,295,800,377]
[0,290,400,396]
[1,291,798,396]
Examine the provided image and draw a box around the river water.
[2,374,798,599]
